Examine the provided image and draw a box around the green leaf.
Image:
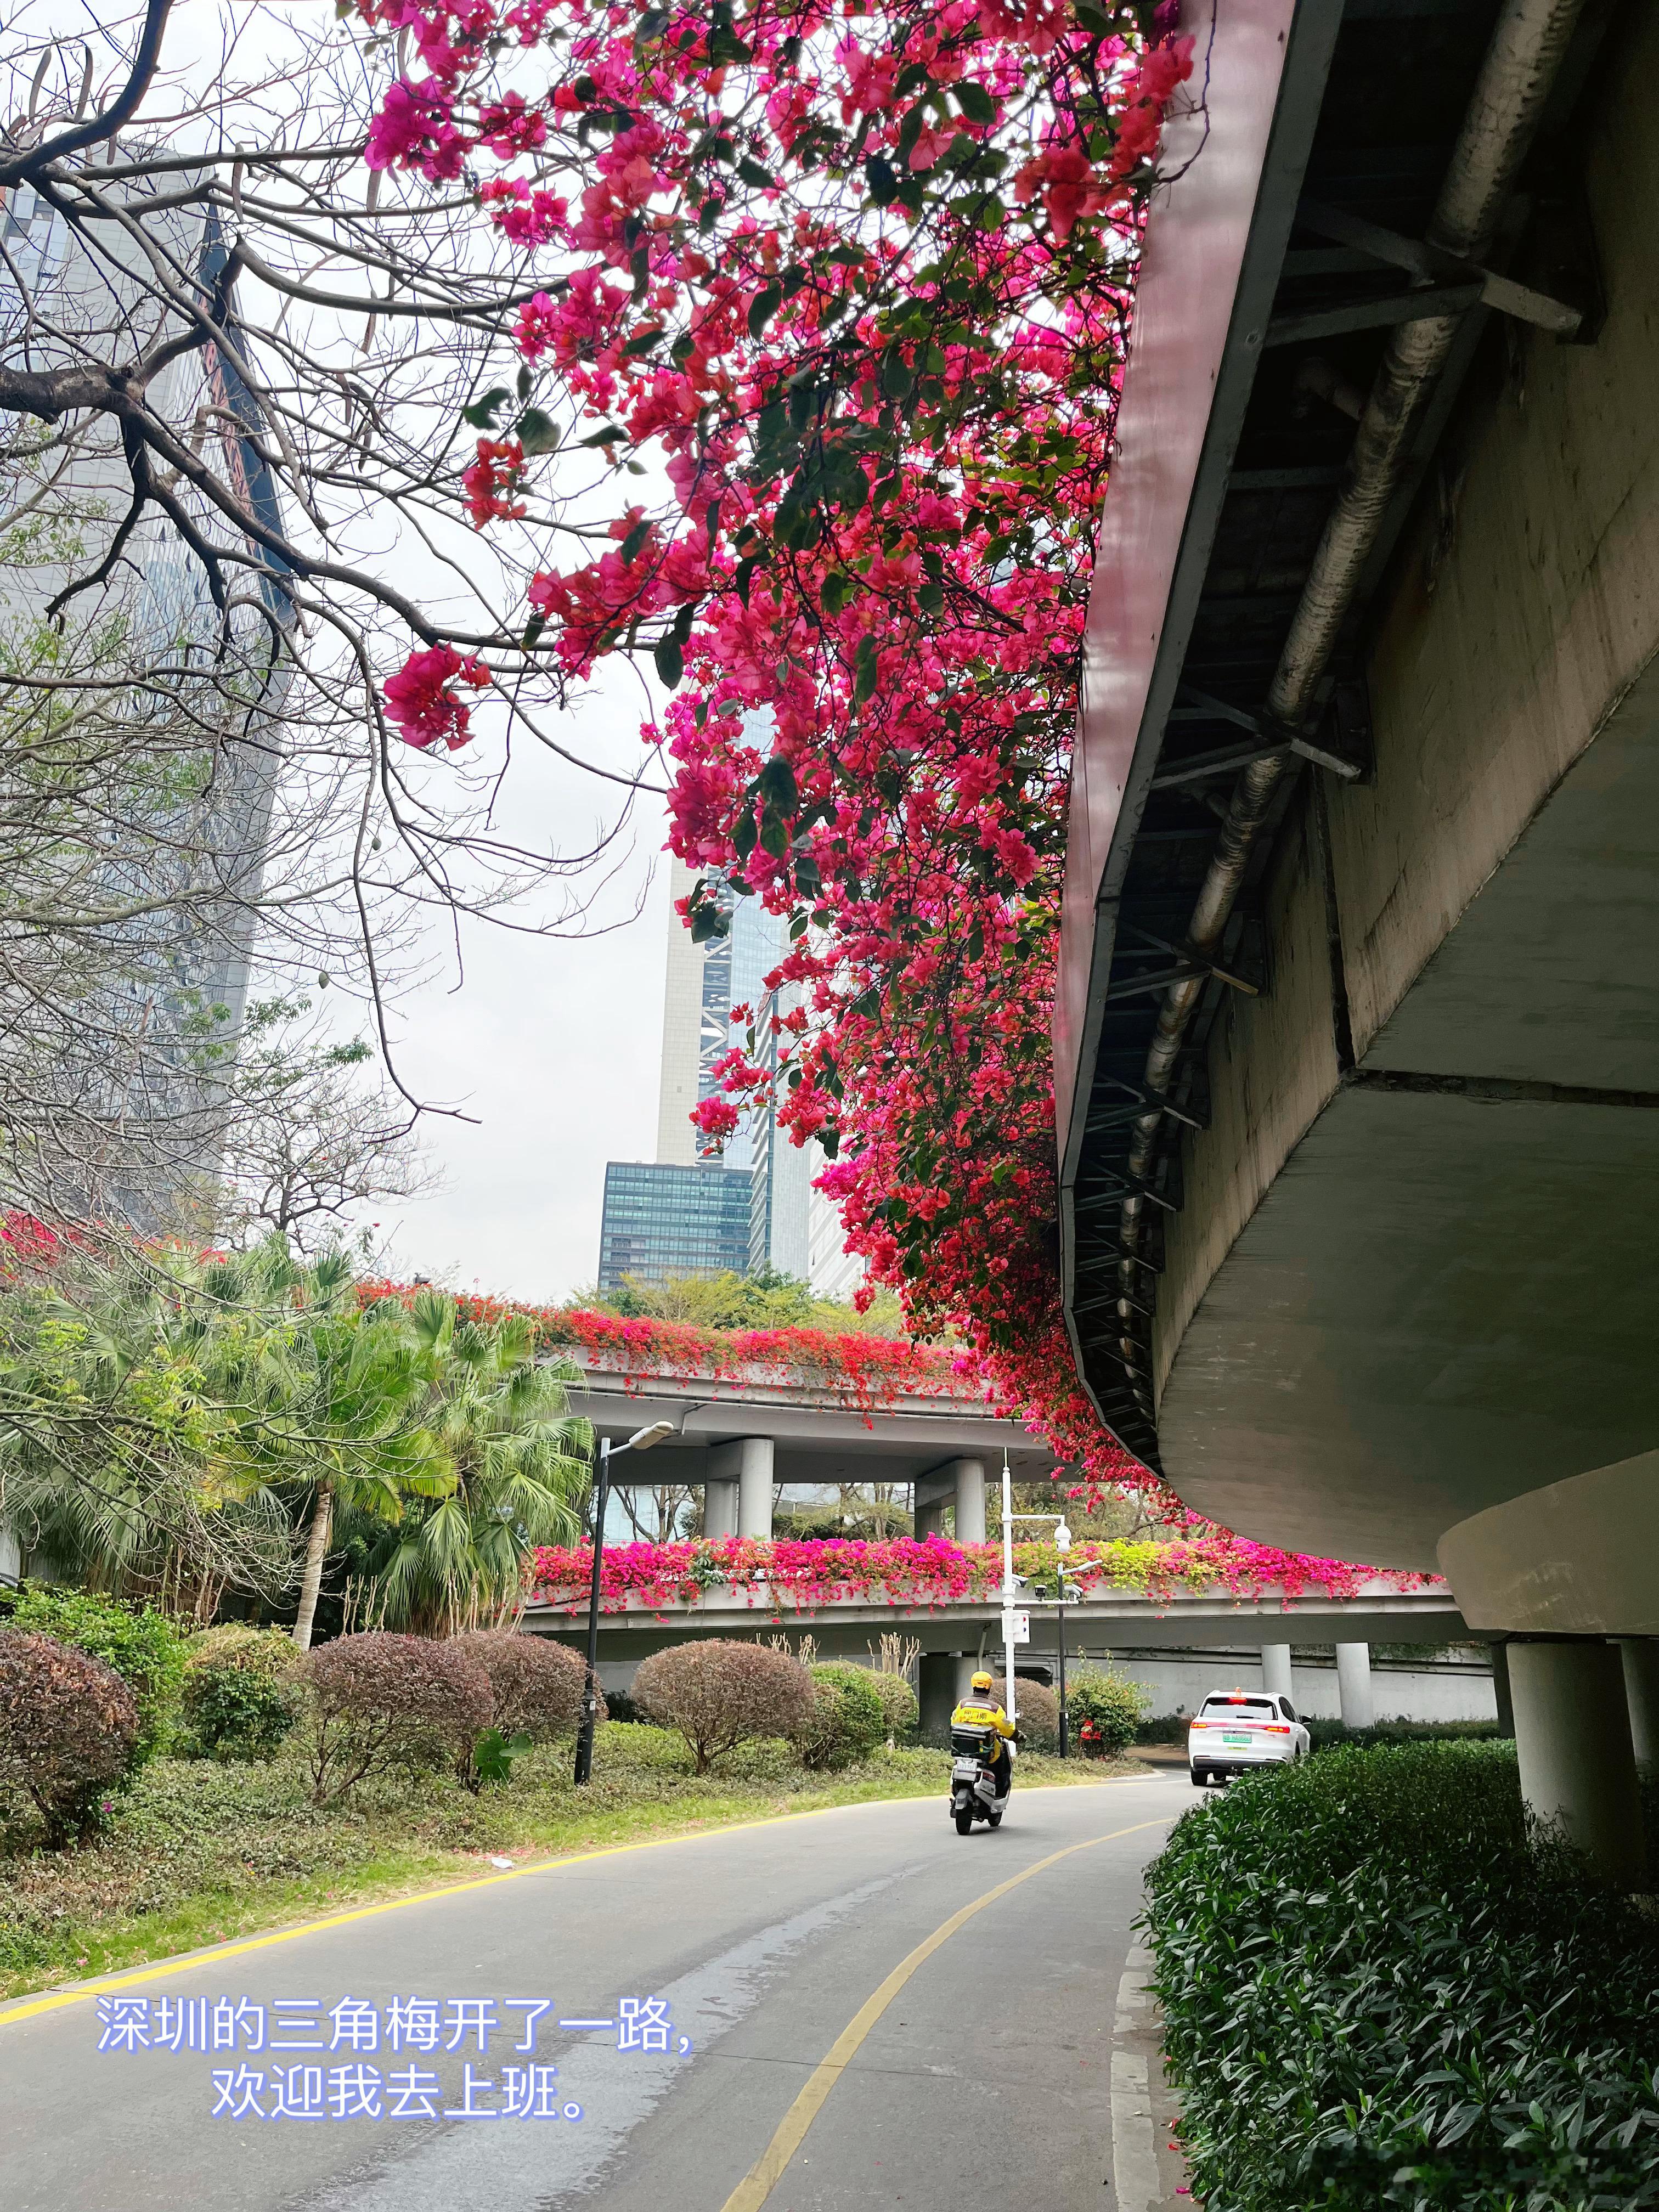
[736,156,775,189]
[578,424,628,448]
[516,408,561,455]
[759,808,790,859]
[880,347,915,400]
[735,557,758,609]
[653,635,684,688]
[461,387,511,431]
[620,520,652,563]
[955,79,997,125]
[748,284,783,341]
[864,154,898,206]
[820,571,855,616]
[756,754,799,813]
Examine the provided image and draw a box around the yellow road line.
[718,1813,1174,2212]
[0,1773,1160,2032]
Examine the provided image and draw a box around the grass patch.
[0,1724,1132,2000]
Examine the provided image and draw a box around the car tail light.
[1264,1724,1290,1734]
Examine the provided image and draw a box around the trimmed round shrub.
[181,1626,303,1762]
[301,1633,493,1803]
[794,1661,889,1770]
[992,1676,1058,1753]
[5,1587,186,1764]
[453,1632,599,1742]
[870,1668,919,1742]
[633,1639,814,1774]
[1066,1666,1147,1756]
[0,1630,140,1846]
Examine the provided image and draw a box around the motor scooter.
[949,1720,1010,1833]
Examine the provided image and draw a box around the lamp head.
[1054,1520,1073,1551]
[626,1419,677,1453]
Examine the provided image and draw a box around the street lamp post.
[573,1419,676,1785]
[1000,1451,1076,1748]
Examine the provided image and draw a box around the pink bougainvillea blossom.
[383,645,490,751]
[357,2,1221,1517]
[528,1534,1436,1616]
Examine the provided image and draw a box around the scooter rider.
[951,1670,1019,1799]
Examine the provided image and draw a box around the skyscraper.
[0,181,292,1226]
[597,859,819,1289]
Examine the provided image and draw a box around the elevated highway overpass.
[1055,0,1658,1876]
[524,1573,1471,1731]
[558,1352,1052,1543]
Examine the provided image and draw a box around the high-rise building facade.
[0,182,291,1226]
[599,856,820,1288]
[596,1159,754,1289]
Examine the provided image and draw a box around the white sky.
[373,656,676,1304]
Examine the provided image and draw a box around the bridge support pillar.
[706,1438,773,1539]
[1260,1644,1293,1701]
[1491,1641,1515,1738]
[919,1654,959,1738]
[1335,1643,1374,1731]
[1619,1640,1659,1769]
[915,1460,988,1542]
[947,1459,987,1544]
[704,1477,737,1541]
[1510,1639,1645,1889]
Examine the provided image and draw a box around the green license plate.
[1222,1733,1251,1746]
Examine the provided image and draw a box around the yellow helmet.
[970,1670,994,1693]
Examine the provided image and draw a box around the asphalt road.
[0,1767,1187,2212]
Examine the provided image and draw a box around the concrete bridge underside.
[1053,0,1659,1881]
[1058,0,1659,1627]
[562,1364,1054,1543]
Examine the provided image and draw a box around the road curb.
[1110,1940,1190,2210]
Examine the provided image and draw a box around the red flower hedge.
[359,1283,967,1414]
[528,1535,1437,1616]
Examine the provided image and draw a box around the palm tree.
[360,1291,591,1637]
[0,1243,295,1616]
[189,1240,454,1650]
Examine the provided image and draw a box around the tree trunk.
[291,1480,335,1651]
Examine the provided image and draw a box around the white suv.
[1188,1690,1310,1787]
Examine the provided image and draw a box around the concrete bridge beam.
[1509,1639,1645,1890]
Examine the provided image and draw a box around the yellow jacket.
[951,1698,1017,1748]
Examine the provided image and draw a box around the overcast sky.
[371,656,676,1306]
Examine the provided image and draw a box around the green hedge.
[794,1663,888,1770]
[1144,1742,1659,2211]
